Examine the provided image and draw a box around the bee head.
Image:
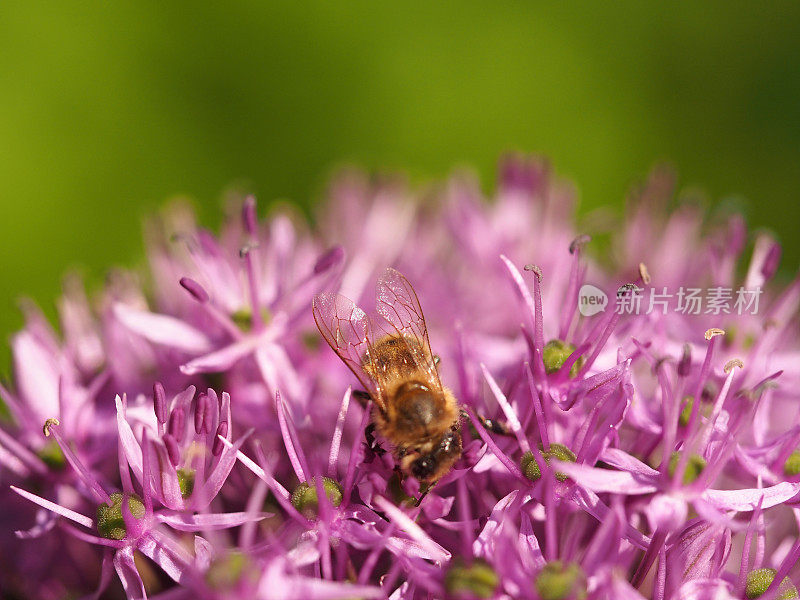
[411,455,437,480]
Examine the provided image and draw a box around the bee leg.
[414,481,436,507]
[364,422,386,456]
[433,355,441,366]
[460,409,513,436]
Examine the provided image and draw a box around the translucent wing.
[375,268,442,390]
[312,292,386,411]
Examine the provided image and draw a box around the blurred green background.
[1,2,799,365]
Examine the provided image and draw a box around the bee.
[313,268,462,490]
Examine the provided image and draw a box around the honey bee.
[312,268,462,490]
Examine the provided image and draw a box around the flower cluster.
[1,157,798,599]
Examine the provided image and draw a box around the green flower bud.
[388,471,415,507]
[678,396,694,427]
[746,568,799,599]
[521,450,542,481]
[37,439,66,470]
[534,561,587,600]
[177,467,195,498]
[290,476,343,516]
[96,492,145,540]
[231,307,271,332]
[784,450,800,477]
[206,551,256,590]
[445,558,499,599]
[668,451,706,485]
[521,443,577,482]
[543,340,584,377]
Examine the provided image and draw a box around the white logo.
[578,284,608,316]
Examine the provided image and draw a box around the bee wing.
[312,292,386,411]
[375,268,443,390]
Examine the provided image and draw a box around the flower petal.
[550,459,659,494]
[11,486,94,529]
[113,303,213,353]
[702,481,800,512]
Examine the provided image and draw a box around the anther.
[194,393,208,435]
[153,382,167,424]
[163,433,181,466]
[43,417,60,437]
[168,407,186,443]
[524,264,543,279]
[179,277,210,303]
[705,328,725,341]
[313,246,345,274]
[638,262,651,285]
[724,358,744,373]
[569,235,591,254]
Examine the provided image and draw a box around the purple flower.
[2,158,799,599]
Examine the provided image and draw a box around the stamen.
[314,246,345,274]
[168,407,186,443]
[524,264,546,377]
[525,362,550,450]
[560,236,590,338]
[631,528,668,588]
[736,496,764,596]
[373,496,449,564]
[242,195,258,236]
[194,393,208,435]
[274,391,310,482]
[43,417,60,437]
[481,363,530,453]
[577,284,636,376]
[163,433,181,466]
[725,358,744,373]
[327,388,351,478]
[638,262,651,285]
[456,476,472,560]
[678,343,692,377]
[544,471,557,561]
[677,329,723,483]
[239,242,264,331]
[343,402,372,506]
[140,429,153,513]
[203,389,218,434]
[569,234,591,255]
[463,406,524,480]
[212,422,228,456]
[44,420,110,504]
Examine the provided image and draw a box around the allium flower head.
[1,156,799,599]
